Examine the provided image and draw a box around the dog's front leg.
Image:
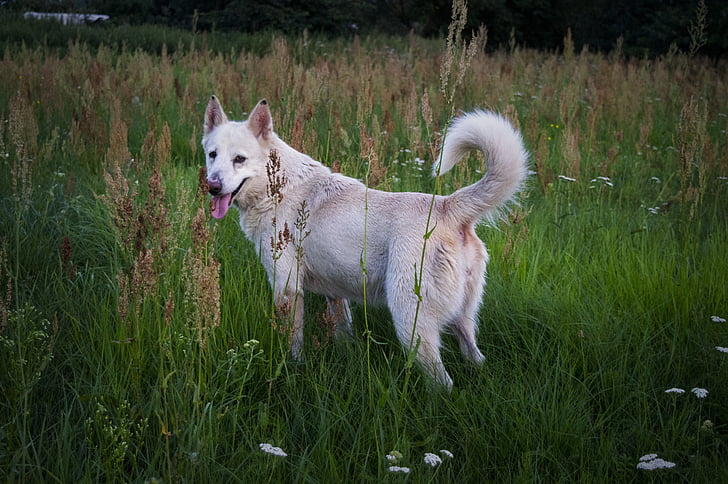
[275,287,305,359]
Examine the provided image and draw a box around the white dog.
[203,97,528,389]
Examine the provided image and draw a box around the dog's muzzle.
[208,176,246,219]
[208,177,222,196]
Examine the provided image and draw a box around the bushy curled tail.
[434,111,529,223]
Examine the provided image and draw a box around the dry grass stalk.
[563,28,574,60]
[677,96,707,217]
[116,268,130,323]
[502,104,521,131]
[440,0,484,107]
[267,149,293,264]
[271,295,295,345]
[502,208,530,265]
[102,120,173,325]
[637,104,653,154]
[688,0,708,57]
[290,104,316,154]
[527,111,552,193]
[0,246,11,332]
[101,155,137,250]
[266,149,287,204]
[154,123,172,172]
[8,91,37,208]
[60,236,77,281]
[314,298,341,350]
[176,165,221,344]
[164,291,175,326]
[140,125,157,171]
[360,118,387,187]
[107,97,131,170]
[562,125,581,180]
[293,200,311,261]
[183,206,221,347]
[70,85,108,159]
[196,166,209,203]
[403,86,422,154]
[421,88,441,164]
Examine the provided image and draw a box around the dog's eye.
[233,155,247,164]
[209,150,217,159]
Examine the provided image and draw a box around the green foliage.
[4,0,728,56]
[0,23,727,482]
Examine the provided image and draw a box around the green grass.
[1,21,727,483]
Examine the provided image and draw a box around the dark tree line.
[9,0,728,56]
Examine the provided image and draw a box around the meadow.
[1,17,727,483]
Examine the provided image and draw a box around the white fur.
[202,97,529,390]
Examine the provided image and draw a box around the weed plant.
[0,11,727,483]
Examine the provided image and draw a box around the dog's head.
[202,96,272,219]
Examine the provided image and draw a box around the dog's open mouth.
[210,178,246,219]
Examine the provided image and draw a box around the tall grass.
[1,16,727,482]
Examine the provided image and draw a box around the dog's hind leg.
[326,297,353,338]
[451,258,486,365]
[386,251,454,389]
[388,298,453,389]
[400,320,453,391]
[451,315,485,365]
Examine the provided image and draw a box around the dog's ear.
[248,99,273,141]
[204,95,228,134]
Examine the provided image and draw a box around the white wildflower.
[440,449,454,459]
[388,466,411,474]
[710,315,726,323]
[558,175,577,182]
[691,387,708,399]
[637,453,676,470]
[386,450,403,463]
[243,339,260,350]
[259,443,287,457]
[424,452,442,467]
[715,346,728,353]
[589,176,613,187]
[664,388,685,394]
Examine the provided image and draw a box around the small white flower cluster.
[711,316,727,353]
[243,338,260,350]
[386,450,403,463]
[259,443,287,457]
[637,453,676,470]
[386,448,453,474]
[423,453,442,467]
[589,176,613,188]
[664,387,708,398]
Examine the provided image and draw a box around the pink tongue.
[210,193,232,219]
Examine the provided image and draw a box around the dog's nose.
[207,177,222,196]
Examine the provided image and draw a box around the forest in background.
[6,0,728,57]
